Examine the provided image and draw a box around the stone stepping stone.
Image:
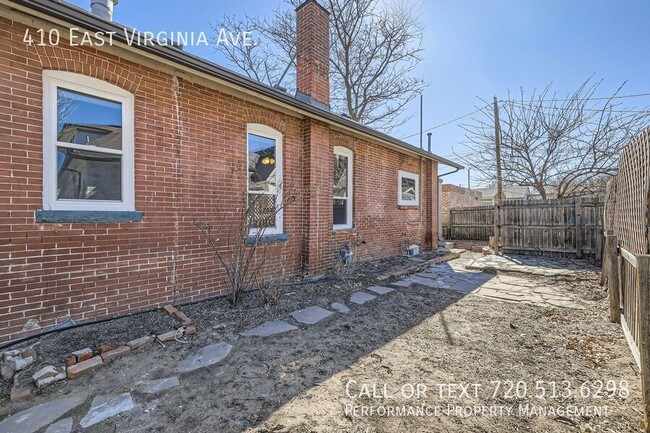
[446,281,480,294]
[349,291,376,304]
[331,302,350,313]
[414,272,437,280]
[291,306,333,325]
[176,342,233,373]
[408,276,439,288]
[240,320,297,337]
[137,376,180,394]
[80,393,134,429]
[45,418,73,433]
[0,395,85,433]
[366,286,394,295]
[391,279,413,288]
[545,299,585,310]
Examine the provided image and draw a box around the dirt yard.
[0,251,644,433]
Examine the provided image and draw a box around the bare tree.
[194,187,298,305]
[459,78,650,198]
[213,0,425,131]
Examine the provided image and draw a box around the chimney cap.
[295,0,329,15]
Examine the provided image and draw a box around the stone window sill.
[35,210,144,223]
[333,227,356,235]
[398,205,419,210]
[245,233,289,244]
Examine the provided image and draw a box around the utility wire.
[400,93,650,141]
[502,92,650,103]
[400,104,490,140]
[503,100,650,114]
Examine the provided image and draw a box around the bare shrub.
[194,188,297,306]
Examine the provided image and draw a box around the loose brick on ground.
[67,356,103,379]
[71,348,93,362]
[173,310,194,326]
[162,305,178,316]
[157,330,180,342]
[97,345,113,355]
[127,336,154,349]
[100,346,131,363]
[10,384,33,402]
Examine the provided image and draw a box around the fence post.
[575,198,582,258]
[493,204,500,255]
[601,230,613,286]
[605,234,620,323]
[635,255,650,431]
[448,209,453,240]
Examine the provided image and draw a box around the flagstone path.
[0,253,592,432]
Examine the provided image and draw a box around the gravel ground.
[0,251,643,433]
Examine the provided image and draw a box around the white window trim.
[333,146,353,230]
[247,123,283,236]
[398,170,420,206]
[42,70,135,212]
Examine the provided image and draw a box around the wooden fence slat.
[442,196,604,259]
[635,255,650,431]
[575,198,582,258]
[606,234,620,323]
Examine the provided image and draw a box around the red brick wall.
[441,184,482,209]
[0,17,439,343]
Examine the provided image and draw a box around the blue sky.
[65,0,650,186]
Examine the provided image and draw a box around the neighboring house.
[475,186,532,205]
[441,185,482,209]
[529,186,558,200]
[0,0,461,342]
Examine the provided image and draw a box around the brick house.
[441,184,482,209]
[0,0,461,343]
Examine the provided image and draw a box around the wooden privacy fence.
[442,196,604,259]
[602,129,650,431]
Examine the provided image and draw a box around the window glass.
[248,193,277,229]
[401,176,417,202]
[333,149,352,229]
[57,88,122,150]
[248,133,277,194]
[334,154,348,198]
[57,148,122,200]
[333,198,347,225]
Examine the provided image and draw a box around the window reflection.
[401,177,416,201]
[248,133,277,193]
[57,148,122,200]
[57,88,122,150]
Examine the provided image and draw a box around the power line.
[504,92,650,103]
[400,92,650,141]
[400,105,490,140]
[503,99,650,114]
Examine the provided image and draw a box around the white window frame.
[42,70,135,212]
[333,146,353,230]
[247,123,283,236]
[398,170,420,206]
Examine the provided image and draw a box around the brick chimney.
[295,0,330,109]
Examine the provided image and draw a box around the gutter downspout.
[430,133,462,241]
[437,166,460,241]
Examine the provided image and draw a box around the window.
[42,71,135,211]
[333,146,353,230]
[398,170,419,206]
[247,124,283,235]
